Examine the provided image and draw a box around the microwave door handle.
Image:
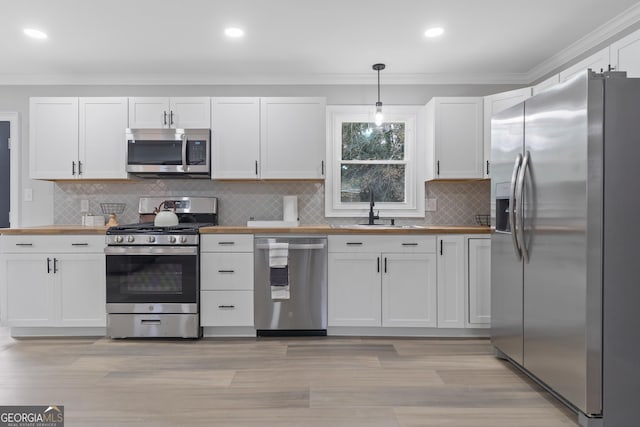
[181,134,188,172]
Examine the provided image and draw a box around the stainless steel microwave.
[125,128,211,178]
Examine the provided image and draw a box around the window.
[325,106,425,217]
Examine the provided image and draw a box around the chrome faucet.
[368,190,380,225]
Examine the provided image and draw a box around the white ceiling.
[2,0,640,85]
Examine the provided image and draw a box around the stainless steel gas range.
[105,197,217,338]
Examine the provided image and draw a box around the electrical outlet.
[80,199,89,212]
[425,198,437,212]
[23,188,33,202]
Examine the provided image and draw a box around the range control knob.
[115,236,124,243]
[126,235,135,243]
[147,236,156,243]
[168,235,177,243]
[180,236,188,243]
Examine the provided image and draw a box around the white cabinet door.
[170,97,211,128]
[532,74,560,95]
[436,235,465,328]
[382,253,437,327]
[328,252,381,326]
[211,98,261,179]
[559,47,611,82]
[467,237,491,326]
[260,97,325,179]
[29,97,79,179]
[483,88,531,178]
[79,97,128,179]
[57,254,106,327]
[1,255,53,326]
[611,28,640,77]
[426,97,484,179]
[128,97,170,128]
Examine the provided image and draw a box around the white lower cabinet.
[328,235,437,328]
[0,235,106,328]
[436,235,466,328]
[200,234,254,327]
[467,236,491,327]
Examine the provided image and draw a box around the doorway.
[0,121,9,228]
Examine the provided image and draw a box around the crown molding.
[526,2,640,82]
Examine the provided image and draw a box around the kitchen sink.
[330,224,425,230]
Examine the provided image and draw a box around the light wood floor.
[0,328,579,427]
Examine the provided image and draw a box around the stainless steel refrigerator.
[491,70,640,427]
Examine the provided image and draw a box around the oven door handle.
[105,246,198,256]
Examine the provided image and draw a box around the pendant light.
[372,63,386,126]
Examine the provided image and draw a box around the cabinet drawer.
[201,234,253,252]
[201,253,254,290]
[200,291,254,326]
[328,235,436,253]
[1,235,105,253]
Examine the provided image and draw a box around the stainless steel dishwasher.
[254,235,327,336]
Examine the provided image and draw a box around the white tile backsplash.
[54,179,490,226]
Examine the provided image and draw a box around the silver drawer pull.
[218,305,236,309]
[71,243,89,246]
[401,243,418,246]
[141,319,161,325]
[346,242,363,246]
[218,270,235,273]
[218,241,235,245]
[15,243,33,246]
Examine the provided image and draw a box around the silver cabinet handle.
[321,160,325,175]
[163,111,167,126]
[436,160,440,176]
[218,305,235,309]
[377,257,380,273]
[486,160,490,176]
[346,242,363,246]
[218,241,235,246]
[78,160,82,176]
[53,258,58,273]
[218,270,235,273]
[170,110,174,126]
[509,153,523,260]
[47,257,51,273]
[15,243,33,247]
[71,243,89,246]
[72,161,76,176]
[516,151,530,263]
[255,160,258,176]
[401,243,418,246]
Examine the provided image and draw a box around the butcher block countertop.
[200,225,490,235]
[0,225,109,235]
[0,225,490,235]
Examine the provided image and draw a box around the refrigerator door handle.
[516,151,530,263]
[509,153,523,259]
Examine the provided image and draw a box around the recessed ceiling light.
[224,27,244,38]
[424,27,444,38]
[23,28,48,39]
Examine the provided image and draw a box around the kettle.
[154,201,179,227]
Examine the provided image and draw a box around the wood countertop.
[0,225,490,235]
[0,225,109,235]
[200,225,490,235]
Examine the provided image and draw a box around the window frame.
[325,105,425,218]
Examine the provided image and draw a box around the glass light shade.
[374,102,384,126]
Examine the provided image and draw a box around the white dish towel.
[268,241,290,299]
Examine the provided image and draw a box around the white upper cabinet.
[559,47,611,83]
[611,28,640,77]
[30,97,128,180]
[128,97,210,129]
[425,97,484,180]
[211,98,261,179]
[211,97,326,180]
[30,98,79,180]
[483,88,532,178]
[260,97,325,179]
[79,97,128,179]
